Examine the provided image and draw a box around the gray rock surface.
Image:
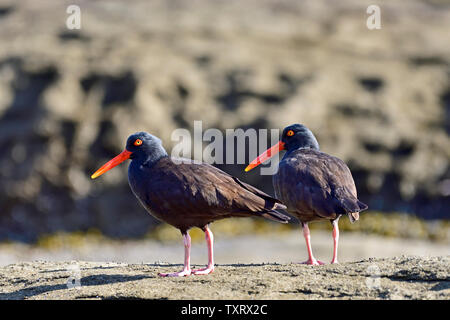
[0,256,448,299]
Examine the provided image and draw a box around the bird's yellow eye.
[134,139,143,146]
[287,130,294,137]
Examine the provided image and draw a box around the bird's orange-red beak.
[91,150,132,179]
[245,141,285,172]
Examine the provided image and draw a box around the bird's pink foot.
[300,258,325,265]
[158,269,191,277]
[192,266,215,275]
[330,259,339,264]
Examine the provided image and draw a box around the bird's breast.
[128,163,161,211]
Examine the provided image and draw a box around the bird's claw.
[330,259,339,264]
[192,266,215,275]
[158,269,192,277]
[299,259,325,265]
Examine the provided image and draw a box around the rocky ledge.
[0,256,448,299]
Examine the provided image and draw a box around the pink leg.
[331,220,339,264]
[159,233,192,277]
[300,223,324,265]
[192,226,215,275]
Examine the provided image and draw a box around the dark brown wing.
[273,149,367,222]
[130,157,289,231]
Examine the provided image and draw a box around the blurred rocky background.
[0,0,449,243]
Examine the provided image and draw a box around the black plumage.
[92,132,289,276]
[129,156,289,234]
[273,148,367,224]
[247,124,368,264]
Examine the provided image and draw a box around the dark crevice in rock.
[74,295,101,299]
[0,56,22,70]
[102,295,148,300]
[61,120,77,154]
[176,82,189,100]
[335,104,388,122]
[358,77,384,92]
[0,62,58,156]
[239,117,269,132]
[89,120,120,159]
[431,281,450,291]
[363,142,389,153]
[102,72,137,107]
[0,6,13,18]
[363,140,415,157]
[278,73,308,94]
[409,56,448,67]
[58,31,91,42]
[195,55,212,67]
[388,276,449,282]
[80,73,101,93]
[216,70,295,111]
[392,140,415,157]
[80,274,152,286]
[173,110,190,128]
[5,66,58,117]
[80,71,137,108]
[441,89,450,134]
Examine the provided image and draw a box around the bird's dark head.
[281,124,319,152]
[91,131,167,179]
[125,132,166,160]
[245,124,319,172]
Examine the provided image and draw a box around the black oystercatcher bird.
[245,124,368,265]
[91,132,290,276]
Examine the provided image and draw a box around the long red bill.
[91,150,132,179]
[245,141,285,172]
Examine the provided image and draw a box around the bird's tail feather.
[261,211,290,223]
[357,200,368,211]
[338,197,368,224]
[261,204,291,223]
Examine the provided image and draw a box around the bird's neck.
[284,139,320,157]
[136,147,169,168]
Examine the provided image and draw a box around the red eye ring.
[134,139,143,146]
[287,130,294,137]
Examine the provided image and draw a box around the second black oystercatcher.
[246,124,368,265]
[91,132,290,277]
